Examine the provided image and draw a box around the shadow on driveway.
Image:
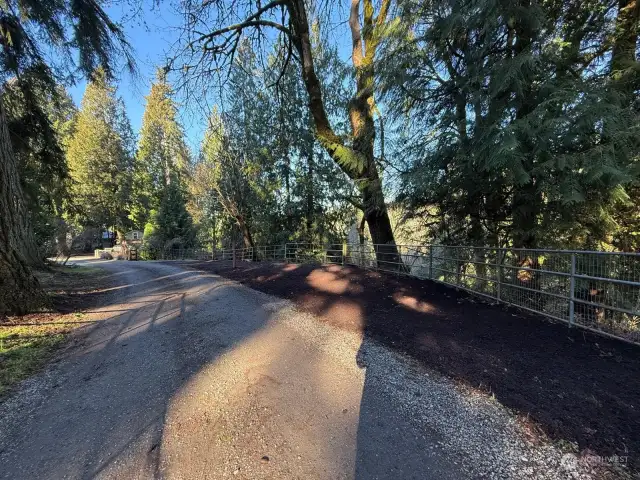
[186,260,640,474]
[0,260,464,479]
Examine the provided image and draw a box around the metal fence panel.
[144,242,640,345]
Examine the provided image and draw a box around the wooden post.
[232,244,237,269]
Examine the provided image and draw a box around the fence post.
[429,245,433,279]
[569,253,576,327]
[232,245,236,269]
[342,241,346,266]
[496,249,502,302]
[284,243,288,262]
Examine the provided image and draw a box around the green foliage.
[187,38,357,249]
[143,212,158,242]
[146,179,195,250]
[0,0,133,271]
[66,70,135,233]
[130,69,195,249]
[381,0,640,250]
[0,0,132,86]
[196,105,261,248]
[3,72,76,254]
[131,69,191,228]
[6,0,639,268]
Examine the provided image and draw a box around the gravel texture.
[271,305,602,479]
[188,259,640,475]
[0,259,612,479]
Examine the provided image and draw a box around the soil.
[182,259,640,473]
[1,262,119,325]
[0,261,120,397]
[36,264,117,313]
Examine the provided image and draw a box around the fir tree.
[151,177,195,250]
[3,75,76,255]
[381,0,639,250]
[0,0,132,314]
[66,70,134,235]
[131,69,190,228]
[176,0,406,268]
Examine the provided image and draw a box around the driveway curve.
[0,259,593,479]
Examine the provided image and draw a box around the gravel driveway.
[0,260,597,479]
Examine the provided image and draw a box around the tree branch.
[267,35,294,88]
[349,0,364,69]
[375,0,391,29]
[195,20,292,46]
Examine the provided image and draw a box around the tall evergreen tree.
[131,69,190,228]
[262,28,356,243]
[66,70,134,236]
[198,109,259,251]
[177,0,407,269]
[151,176,196,250]
[188,36,361,250]
[3,76,76,255]
[0,0,132,314]
[381,0,639,250]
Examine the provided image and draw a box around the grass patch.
[0,263,114,396]
[0,320,69,396]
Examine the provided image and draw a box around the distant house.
[124,230,144,243]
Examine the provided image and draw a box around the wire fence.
[142,242,640,345]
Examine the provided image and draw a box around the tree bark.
[511,0,541,250]
[240,219,258,260]
[236,215,256,251]
[611,0,640,99]
[217,195,256,257]
[0,96,47,315]
[305,150,314,242]
[288,0,404,269]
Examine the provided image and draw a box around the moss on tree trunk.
[289,0,404,270]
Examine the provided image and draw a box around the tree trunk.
[611,0,640,99]
[361,174,401,269]
[509,1,544,311]
[468,212,488,292]
[0,97,47,315]
[288,0,403,270]
[305,150,314,242]
[55,218,71,260]
[512,0,540,250]
[235,214,256,259]
[512,181,539,249]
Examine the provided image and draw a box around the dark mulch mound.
[184,260,640,471]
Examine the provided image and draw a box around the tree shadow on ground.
[3,260,447,479]
[0,262,275,479]
[2,258,638,478]
[190,260,640,475]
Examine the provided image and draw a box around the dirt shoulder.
[0,262,117,396]
[182,259,640,475]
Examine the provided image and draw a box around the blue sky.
[67,2,202,146]
[67,2,354,151]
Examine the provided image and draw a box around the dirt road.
[0,260,594,479]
